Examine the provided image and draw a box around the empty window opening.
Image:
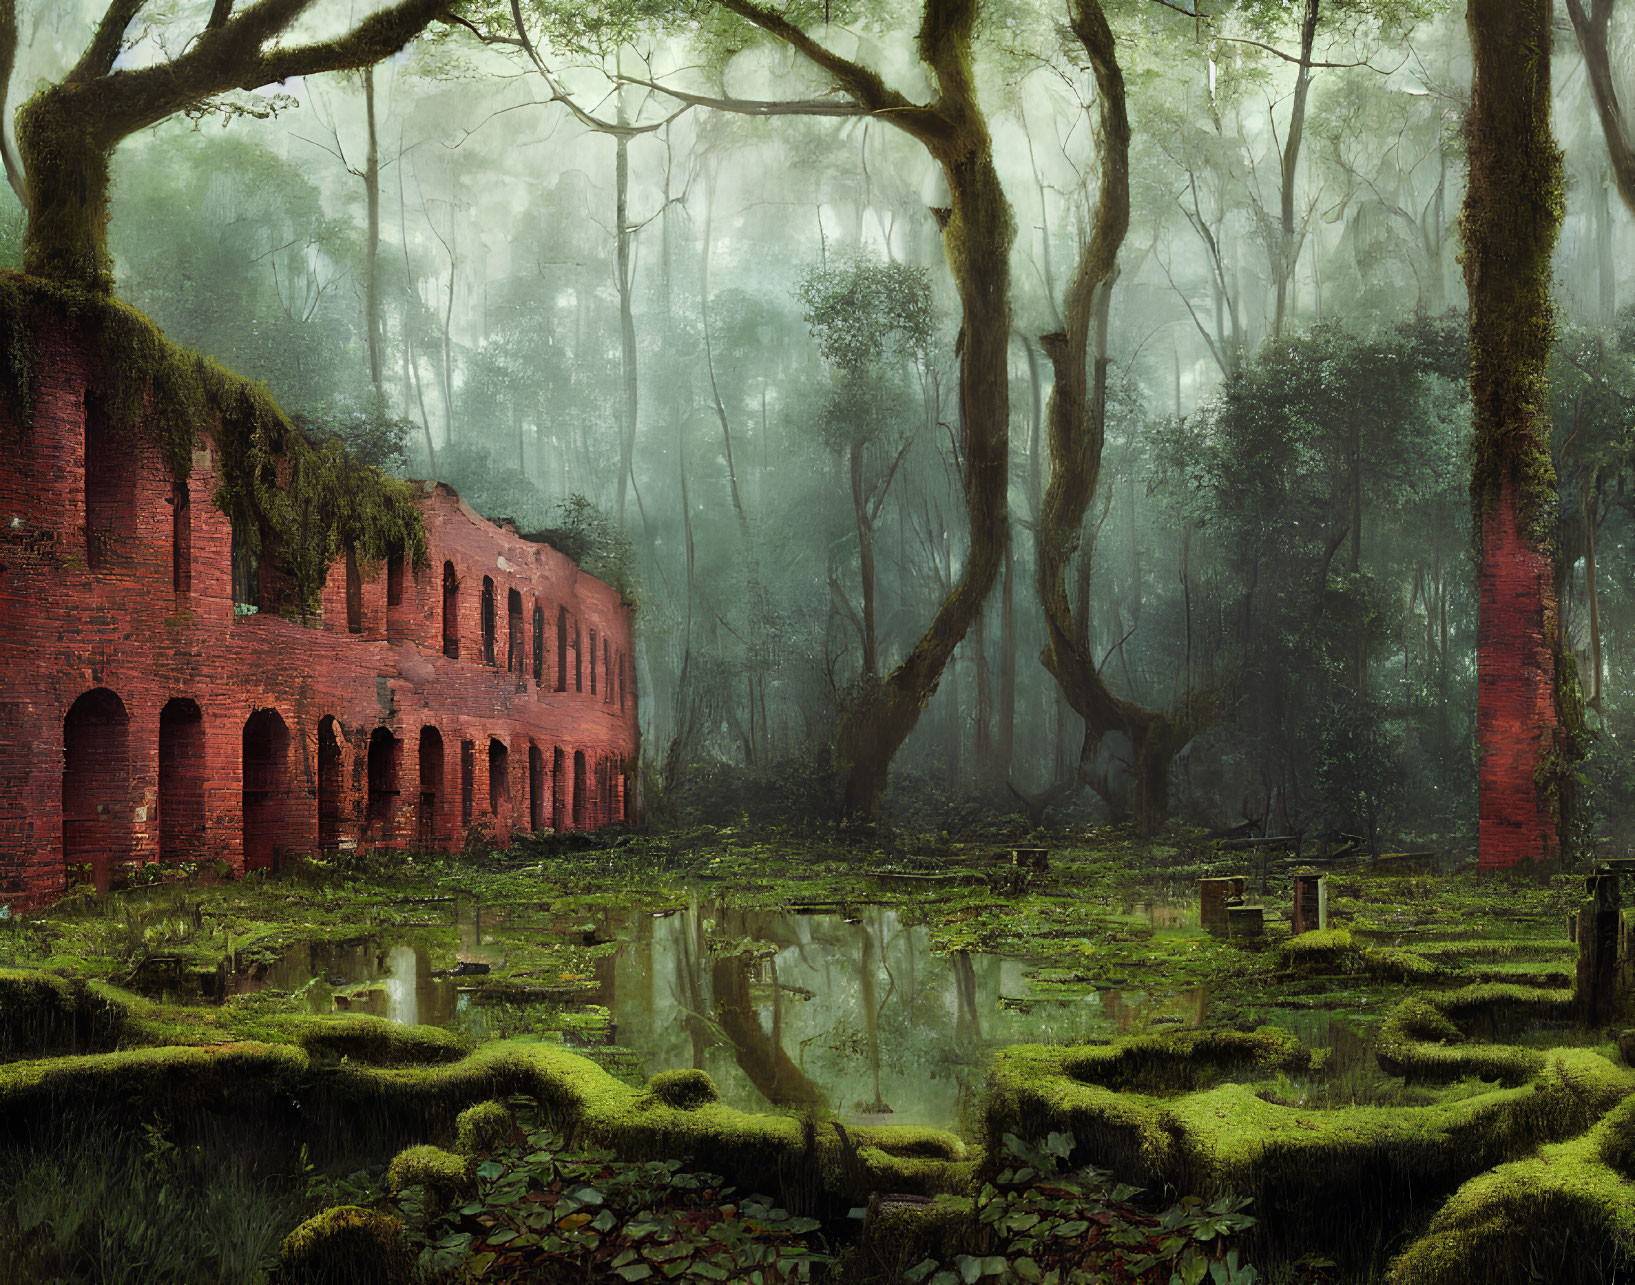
[317,716,342,851]
[418,726,444,849]
[603,639,612,702]
[488,737,510,814]
[589,629,598,695]
[552,747,566,830]
[481,577,497,666]
[242,708,292,874]
[574,622,583,693]
[532,604,545,684]
[158,698,205,864]
[366,727,400,838]
[62,687,131,893]
[507,589,523,674]
[619,653,627,713]
[572,750,587,829]
[171,480,192,595]
[387,551,405,606]
[442,562,460,659]
[620,773,630,822]
[84,395,136,570]
[460,740,475,827]
[345,547,364,634]
[555,608,568,692]
[231,516,261,611]
[529,745,545,832]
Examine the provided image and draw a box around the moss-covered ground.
[0,826,1626,1282]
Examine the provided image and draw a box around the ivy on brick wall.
[0,270,427,617]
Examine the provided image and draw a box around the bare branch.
[614,72,868,119]
[207,0,234,31]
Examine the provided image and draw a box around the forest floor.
[0,827,1623,1284]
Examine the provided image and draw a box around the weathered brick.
[0,316,638,909]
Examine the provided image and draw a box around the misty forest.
[6,0,1635,1282]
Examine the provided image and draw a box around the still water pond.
[249,901,1207,1130]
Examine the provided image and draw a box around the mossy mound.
[1389,1097,1635,1285]
[278,1205,415,1285]
[0,968,128,1060]
[1376,984,1576,1083]
[846,1194,975,1282]
[455,1100,511,1154]
[644,1068,720,1110]
[386,1144,473,1211]
[1279,929,1359,974]
[292,1016,467,1067]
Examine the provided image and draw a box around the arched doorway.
[419,727,444,849]
[317,716,342,851]
[62,688,131,891]
[158,698,205,863]
[242,708,291,873]
[367,727,400,840]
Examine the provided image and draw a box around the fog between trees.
[5,0,1633,847]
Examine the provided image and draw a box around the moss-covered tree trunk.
[16,0,448,293]
[1032,0,1191,835]
[1465,0,1582,869]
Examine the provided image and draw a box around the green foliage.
[395,1120,829,1282]
[524,493,638,601]
[902,1131,1259,1285]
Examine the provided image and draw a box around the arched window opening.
[442,562,460,659]
[481,576,497,666]
[574,622,583,693]
[418,726,444,849]
[243,708,293,873]
[460,740,475,827]
[488,737,510,814]
[532,604,545,684]
[344,547,364,634]
[158,698,205,864]
[84,394,135,570]
[589,629,597,695]
[366,726,400,838]
[555,607,568,692]
[529,744,545,832]
[572,750,587,829]
[386,550,406,641]
[171,479,191,595]
[507,589,523,674]
[552,747,566,831]
[317,716,342,851]
[603,638,612,703]
[63,688,131,891]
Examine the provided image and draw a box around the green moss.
[291,1016,467,1066]
[454,1099,512,1154]
[1376,986,1575,1083]
[846,1194,975,1282]
[0,967,128,1059]
[1389,1101,1635,1285]
[386,1143,472,1211]
[1279,929,1360,975]
[644,1067,720,1110]
[278,1205,415,1285]
[0,272,427,615]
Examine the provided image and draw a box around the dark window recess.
[590,629,598,695]
[556,608,568,692]
[366,727,399,833]
[572,750,587,828]
[507,588,523,673]
[460,740,475,826]
[442,562,460,658]
[574,623,583,693]
[532,605,545,684]
[345,547,364,633]
[171,480,191,594]
[418,726,444,848]
[529,745,545,832]
[231,518,261,610]
[481,577,497,666]
[84,394,135,570]
[603,638,612,702]
[488,738,510,812]
[387,552,404,606]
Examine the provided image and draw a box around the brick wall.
[0,316,638,909]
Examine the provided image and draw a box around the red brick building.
[0,311,637,909]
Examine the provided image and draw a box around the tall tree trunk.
[1585,482,1605,711]
[1273,0,1319,337]
[363,67,383,399]
[850,442,878,678]
[615,130,639,527]
[1034,0,1191,835]
[1466,0,1582,870]
[996,541,1016,781]
[1567,0,1635,217]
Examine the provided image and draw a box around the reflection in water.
[240,900,1212,1131]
